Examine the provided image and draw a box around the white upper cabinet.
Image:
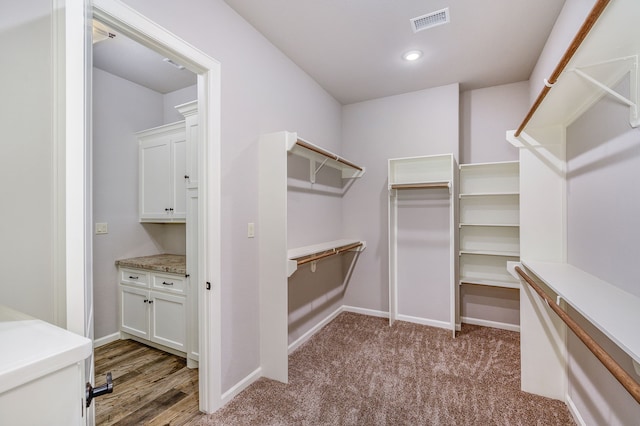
[137,122,187,222]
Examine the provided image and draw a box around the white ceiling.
[223,0,566,104]
[93,1,566,103]
[93,28,196,94]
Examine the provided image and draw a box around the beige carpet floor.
[197,312,574,425]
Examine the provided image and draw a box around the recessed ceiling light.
[403,50,423,61]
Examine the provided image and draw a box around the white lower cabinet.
[119,267,187,353]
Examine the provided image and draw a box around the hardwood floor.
[95,339,204,425]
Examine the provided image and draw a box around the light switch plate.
[95,223,108,234]
[247,222,255,238]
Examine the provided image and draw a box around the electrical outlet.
[95,223,108,234]
[247,222,255,238]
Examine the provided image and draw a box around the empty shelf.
[460,277,520,290]
[521,259,640,365]
[390,181,450,190]
[287,138,365,179]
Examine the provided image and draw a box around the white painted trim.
[91,0,222,413]
[396,314,452,330]
[566,393,587,426]
[221,367,262,406]
[342,305,389,319]
[461,316,520,332]
[93,332,121,348]
[288,307,343,355]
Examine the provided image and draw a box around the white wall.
[529,0,596,103]
[122,0,342,392]
[0,1,58,323]
[341,85,459,321]
[565,78,640,424]
[460,81,525,164]
[163,84,197,123]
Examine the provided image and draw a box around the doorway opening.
[91,1,222,413]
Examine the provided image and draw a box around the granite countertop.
[115,254,186,275]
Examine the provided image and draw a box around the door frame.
[65,0,223,413]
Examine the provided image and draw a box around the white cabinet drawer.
[120,268,150,287]
[152,272,185,294]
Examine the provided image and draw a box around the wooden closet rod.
[295,242,363,266]
[390,182,450,190]
[295,140,363,171]
[515,266,640,404]
[514,0,611,137]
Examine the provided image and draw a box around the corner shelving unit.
[388,154,457,337]
[458,161,520,290]
[259,131,365,384]
[506,0,640,402]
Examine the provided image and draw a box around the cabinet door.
[185,115,198,188]
[150,291,187,352]
[120,286,150,339]
[172,136,187,219]
[139,137,172,221]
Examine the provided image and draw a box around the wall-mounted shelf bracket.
[571,55,639,127]
[310,158,329,183]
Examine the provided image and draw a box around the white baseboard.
[93,332,121,348]
[396,313,452,330]
[566,393,586,426]
[342,305,389,319]
[461,316,520,332]
[288,306,344,355]
[221,367,262,406]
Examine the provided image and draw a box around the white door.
[63,0,97,423]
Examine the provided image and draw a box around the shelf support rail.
[514,266,640,404]
[294,242,364,268]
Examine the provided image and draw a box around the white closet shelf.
[460,277,520,290]
[287,136,365,180]
[459,192,519,198]
[518,260,640,365]
[459,223,519,228]
[287,239,366,277]
[512,0,640,136]
[459,249,520,257]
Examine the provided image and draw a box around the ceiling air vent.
[410,8,450,33]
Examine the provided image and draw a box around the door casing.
[63,0,223,414]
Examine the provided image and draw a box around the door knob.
[86,372,114,407]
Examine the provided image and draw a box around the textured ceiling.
[223,0,566,104]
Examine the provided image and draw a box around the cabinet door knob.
[129,276,139,280]
[184,175,190,179]
[162,281,174,286]
[148,300,154,304]
[143,299,148,303]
